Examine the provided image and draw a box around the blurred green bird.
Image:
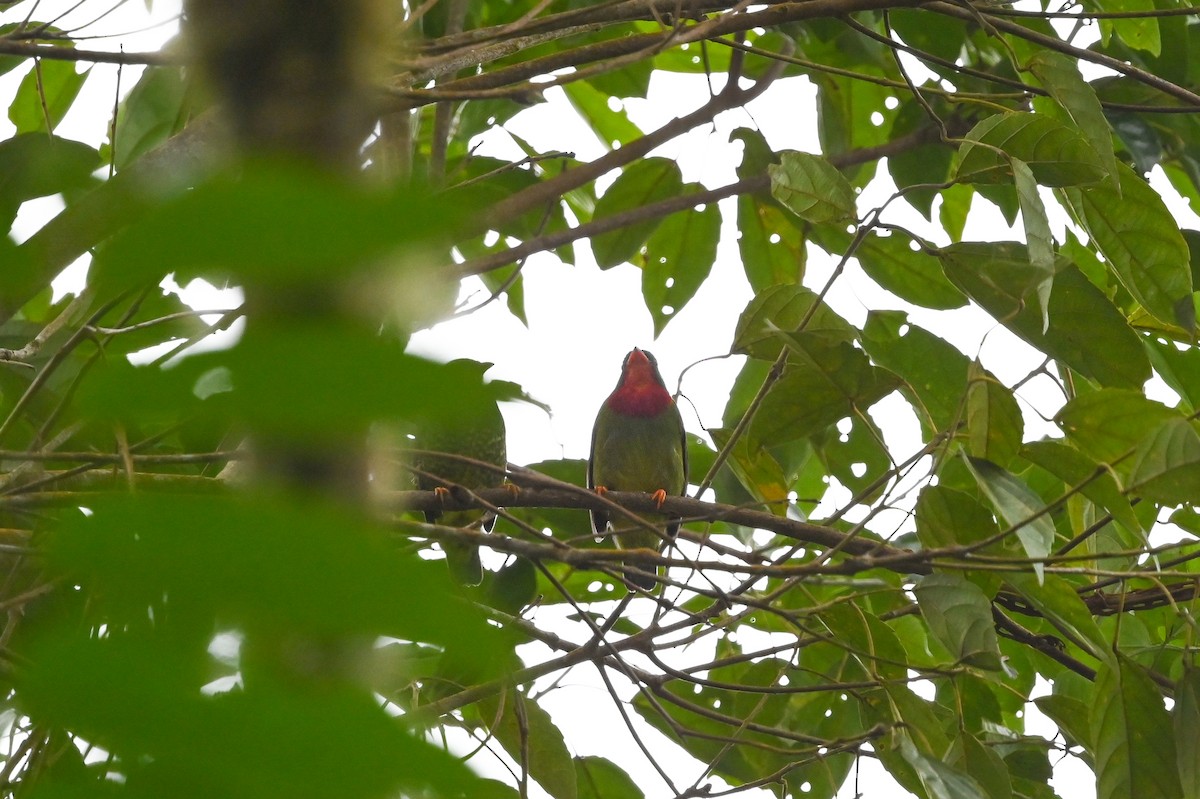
[588,348,687,590]
[412,360,507,587]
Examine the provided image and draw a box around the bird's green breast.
[591,405,686,495]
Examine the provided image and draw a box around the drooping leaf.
[956,112,1107,187]
[854,230,967,310]
[576,756,643,799]
[964,456,1054,582]
[9,59,90,134]
[965,361,1024,468]
[639,188,720,336]
[1025,51,1118,186]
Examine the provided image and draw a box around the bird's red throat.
[607,363,673,417]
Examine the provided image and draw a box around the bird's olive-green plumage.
[589,349,687,590]
[412,360,507,587]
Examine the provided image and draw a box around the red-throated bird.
[588,348,687,590]
[412,360,507,587]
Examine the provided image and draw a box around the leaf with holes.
[769,151,856,223]
[639,188,719,336]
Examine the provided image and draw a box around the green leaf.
[966,361,1024,468]
[590,157,683,268]
[111,66,193,170]
[1175,669,1200,799]
[855,230,967,310]
[1020,440,1142,536]
[1129,417,1200,504]
[1025,51,1118,187]
[562,81,642,150]
[1011,157,1054,330]
[898,733,990,799]
[736,194,805,292]
[1007,572,1109,658]
[1099,0,1161,54]
[480,691,578,799]
[1060,161,1193,328]
[915,485,1003,594]
[1034,694,1093,754]
[860,310,970,435]
[768,151,856,223]
[1055,388,1178,463]
[914,574,1004,670]
[956,112,1107,187]
[0,134,100,227]
[639,189,720,336]
[732,284,856,360]
[1092,657,1183,799]
[576,756,644,799]
[951,732,1013,799]
[91,163,458,292]
[940,242,1151,389]
[963,456,1054,582]
[9,59,90,134]
[748,337,901,449]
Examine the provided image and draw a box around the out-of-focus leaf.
[855,230,966,309]
[1060,161,1193,329]
[914,574,1003,670]
[956,112,1107,186]
[639,188,719,336]
[590,158,683,268]
[768,151,856,223]
[964,456,1053,582]
[110,65,193,170]
[563,81,642,150]
[0,134,100,225]
[9,59,90,134]
[951,732,1013,799]
[91,163,460,292]
[1091,656,1183,799]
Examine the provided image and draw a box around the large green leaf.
[768,151,856,223]
[732,284,856,360]
[110,65,194,170]
[576,756,643,799]
[1092,657,1183,799]
[1025,51,1118,186]
[855,230,967,310]
[1055,389,1178,463]
[899,734,991,799]
[590,157,683,268]
[860,310,970,435]
[963,456,1054,582]
[1128,417,1200,504]
[965,361,1024,468]
[9,59,90,134]
[940,241,1152,388]
[736,194,806,292]
[1060,161,1193,328]
[956,112,1107,187]
[1176,669,1200,799]
[639,188,720,336]
[914,574,1003,670]
[479,691,578,799]
[1020,440,1142,535]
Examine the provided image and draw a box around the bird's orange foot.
[594,485,609,497]
[651,488,668,509]
[503,482,521,499]
[433,486,451,504]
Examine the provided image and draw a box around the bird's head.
[607,348,674,416]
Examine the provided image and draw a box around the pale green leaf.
[964,456,1054,582]
[768,151,856,223]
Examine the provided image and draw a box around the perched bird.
[588,348,688,590]
[412,360,507,587]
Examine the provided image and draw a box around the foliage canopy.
[1,1,1200,798]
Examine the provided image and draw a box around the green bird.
[412,360,507,587]
[588,348,688,590]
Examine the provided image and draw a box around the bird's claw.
[651,488,668,509]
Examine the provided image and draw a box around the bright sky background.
[7,2,1200,797]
